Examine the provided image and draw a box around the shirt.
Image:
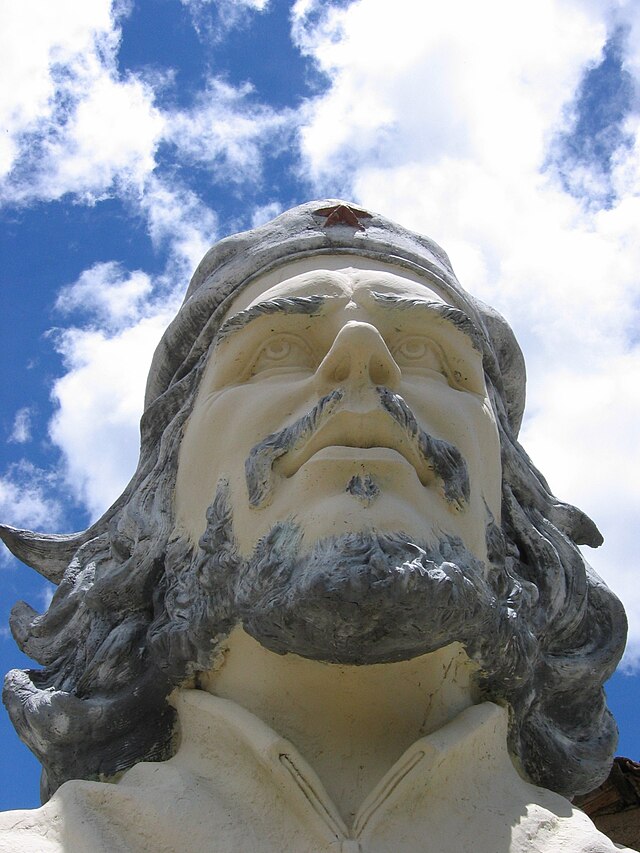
[0,689,630,852]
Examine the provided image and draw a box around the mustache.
[245,387,469,510]
[377,387,470,508]
[245,389,344,507]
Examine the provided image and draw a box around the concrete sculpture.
[0,201,631,851]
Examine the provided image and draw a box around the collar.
[170,689,532,845]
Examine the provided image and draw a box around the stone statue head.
[1,201,626,803]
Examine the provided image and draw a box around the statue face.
[175,257,501,561]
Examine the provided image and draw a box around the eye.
[263,339,293,360]
[392,336,446,375]
[250,334,315,377]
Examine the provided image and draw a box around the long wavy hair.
[1,202,627,802]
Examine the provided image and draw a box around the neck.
[199,627,479,825]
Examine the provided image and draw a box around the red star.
[314,203,373,231]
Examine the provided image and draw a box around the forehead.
[223,255,449,318]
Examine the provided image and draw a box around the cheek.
[450,397,502,517]
[174,392,250,541]
[196,380,313,450]
[403,382,501,503]
[177,390,255,500]
[175,381,316,539]
[401,379,483,442]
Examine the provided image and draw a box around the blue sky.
[2,0,640,810]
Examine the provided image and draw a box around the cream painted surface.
[0,688,627,852]
[174,260,502,561]
[201,627,479,824]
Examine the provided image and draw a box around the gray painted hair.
[1,201,627,802]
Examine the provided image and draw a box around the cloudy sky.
[2,0,639,810]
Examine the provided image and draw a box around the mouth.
[276,410,437,487]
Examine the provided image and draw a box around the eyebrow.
[369,291,483,351]
[215,294,344,344]
[214,290,483,354]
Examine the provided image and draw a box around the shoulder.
[0,799,64,852]
[511,799,635,853]
[0,775,158,853]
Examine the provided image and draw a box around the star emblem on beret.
[314,203,373,231]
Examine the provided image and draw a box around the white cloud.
[164,78,292,185]
[251,201,283,228]
[140,177,219,278]
[0,0,295,527]
[0,461,63,545]
[181,0,269,13]
[50,310,175,520]
[38,73,164,201]
[0,0,290,212]
[0,0,162,203]
[520,352,640,667]
[0,0,116,178]
[8,408,32,444]
[292,0,640,665]
[48,180,219,520]
[293,0,605,185]
[56,263,153,331]
[180,0,270,40]
[38,582,56,611]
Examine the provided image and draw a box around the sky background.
[1,0,640,810]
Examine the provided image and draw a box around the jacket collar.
[171,689,522,842]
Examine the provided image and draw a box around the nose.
[315,321,401,390]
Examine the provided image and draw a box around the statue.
[0,201,630,852]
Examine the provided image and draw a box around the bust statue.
[0,201,630,852]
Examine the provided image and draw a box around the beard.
[233,524,502,664]
[182,480,520,668]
